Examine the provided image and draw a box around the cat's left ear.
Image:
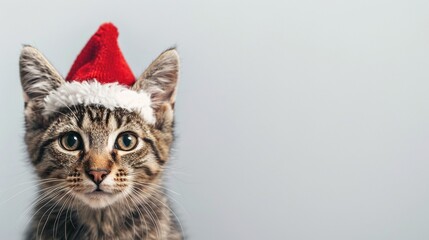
[19,46,64,117]
[132,48,179,128]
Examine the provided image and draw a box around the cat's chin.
[76,191,122,209]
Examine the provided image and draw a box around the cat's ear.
[132,48,179,128]
[19,46,64,117]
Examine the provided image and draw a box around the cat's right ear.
[19,46,64,116]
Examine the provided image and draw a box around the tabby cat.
[19,46,182,239]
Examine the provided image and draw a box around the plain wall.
[1,0,429,239]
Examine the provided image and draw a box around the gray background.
[0,0,429,239]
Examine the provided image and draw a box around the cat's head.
[19,46,179,208]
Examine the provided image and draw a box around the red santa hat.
[66,23,135,86]
[43,23,155,123]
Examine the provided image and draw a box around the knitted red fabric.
[66,23,135,86]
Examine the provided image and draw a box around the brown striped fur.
[19,46,182,240]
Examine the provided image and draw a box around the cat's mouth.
[83,186,115,199]
[74,181,129,208]
[86,190,112,196]
[77,190,119,208]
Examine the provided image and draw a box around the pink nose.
[87,169,110,184]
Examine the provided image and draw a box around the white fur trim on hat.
[43,81,155,124]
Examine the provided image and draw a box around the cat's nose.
[87,169,110,184]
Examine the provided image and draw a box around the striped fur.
[20,46,182,240]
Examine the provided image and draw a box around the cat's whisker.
[144,191,181,240]
[26,185,67,219]
[129,190,152,238]
[4,177,63,188]
[38,189,72,239]
[131,180,189,218]
[0,179,64,206]
[0,178,63,198]
[127,198,138,238]
[141,183,186,214]
[131,181,183,207]
[121,190,145,238]
[62,192,76,240]
[132,180,181,196]
[32,190,66,238]
[133,184,185,237]
[61,192,76,239]
[20,184,68,222]
[128,189,156,238]
[53,191,74,239]
[26,187,66,227]
[129,188,163,240]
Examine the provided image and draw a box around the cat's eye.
[60,132,82,151]
[115,132,138,151]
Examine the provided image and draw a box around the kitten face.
[20,46,179,209]
[34,105,169,208]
